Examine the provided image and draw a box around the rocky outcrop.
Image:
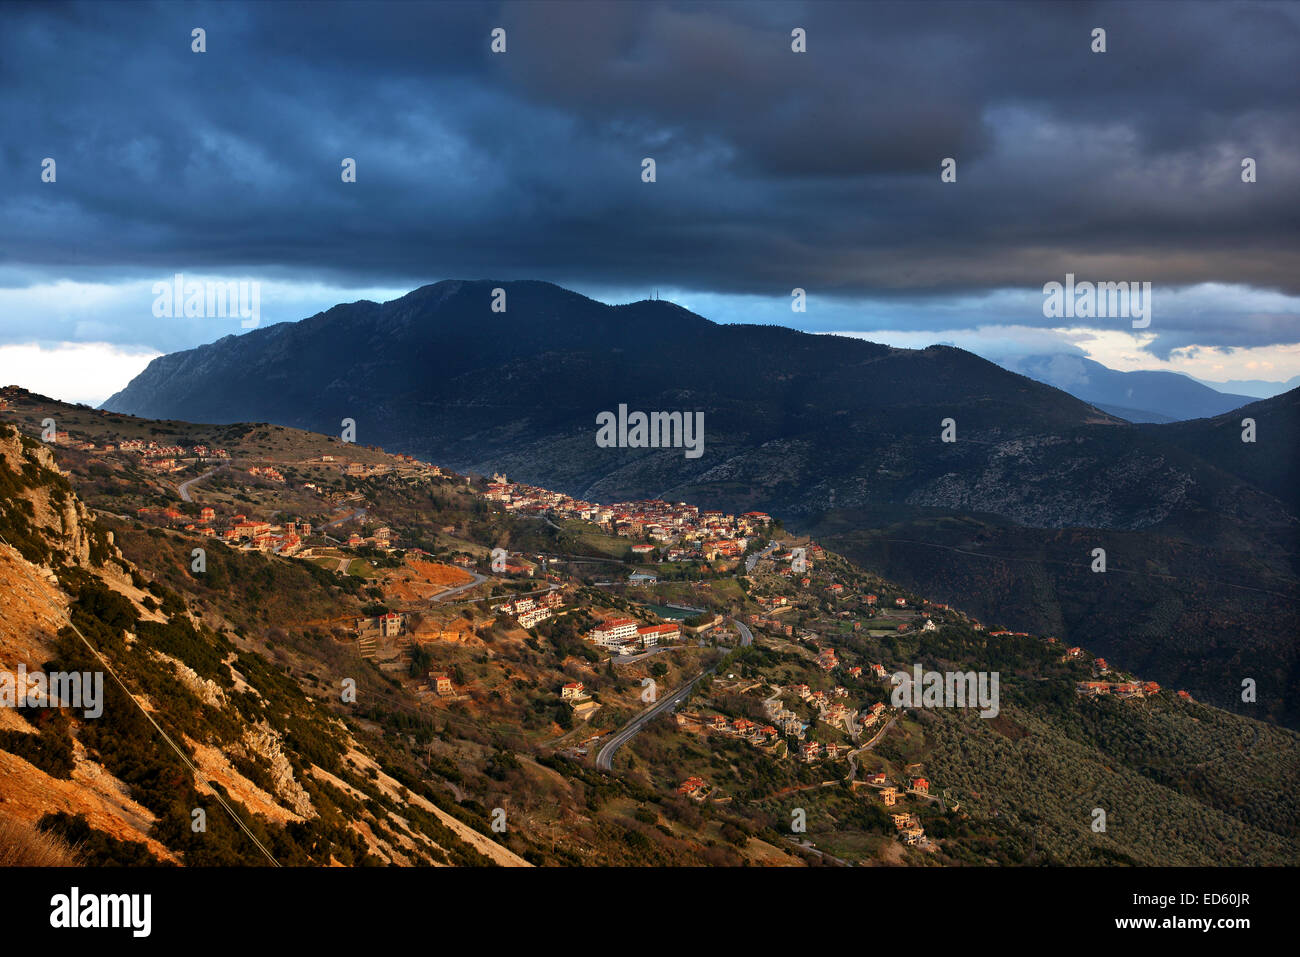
[241,723,315,820]
[0,425,103,568]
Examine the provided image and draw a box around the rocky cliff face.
[0,424,126,576]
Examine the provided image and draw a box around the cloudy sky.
[2,0,1298,404]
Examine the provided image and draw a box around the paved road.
[430,570,489,602]
[595,617,749,772]
[734,618,754,647]
[595,667,715,771]
[177,467,222,503]
[785,836,853,867]
[426,573,565,608]
[845,715,898,782]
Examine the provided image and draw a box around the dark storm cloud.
[0,0,1297,355]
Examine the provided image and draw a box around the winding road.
[594,617,752,772]
[595,667,713,771]
[845,715,898,782]
[430,570,489,602]
[177,466,223,503]
[734,617,754,647]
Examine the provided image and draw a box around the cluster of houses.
[1076,679,1162,699]
[676,708,792,761]
[109,438,231,472]
[763,695,807,740]
[724,656,900,765]
[344,525,394,550]
[494,589,565,628]
[799,740,850,763]
[1064,645,1192,702]
[587,617,681,654]
[856,771,933,845]
[788,683,859,735]
[131,504,317,556]
[121,438,229,459]
[891,811,927,846]
[709,713,782,746]
[220,514,313,555]
[860,700,888,730]
[754,659,895,748]
[485,481,771,559]
[247,465,284,482]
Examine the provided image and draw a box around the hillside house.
[678,776,706,797]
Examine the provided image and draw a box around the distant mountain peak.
[994,352,1256,423]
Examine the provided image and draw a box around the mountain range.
[992,353,1257,423]
[1191,374,1300,400]
[102,281,1300,725]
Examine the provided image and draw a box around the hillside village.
[0,387,1294,867]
